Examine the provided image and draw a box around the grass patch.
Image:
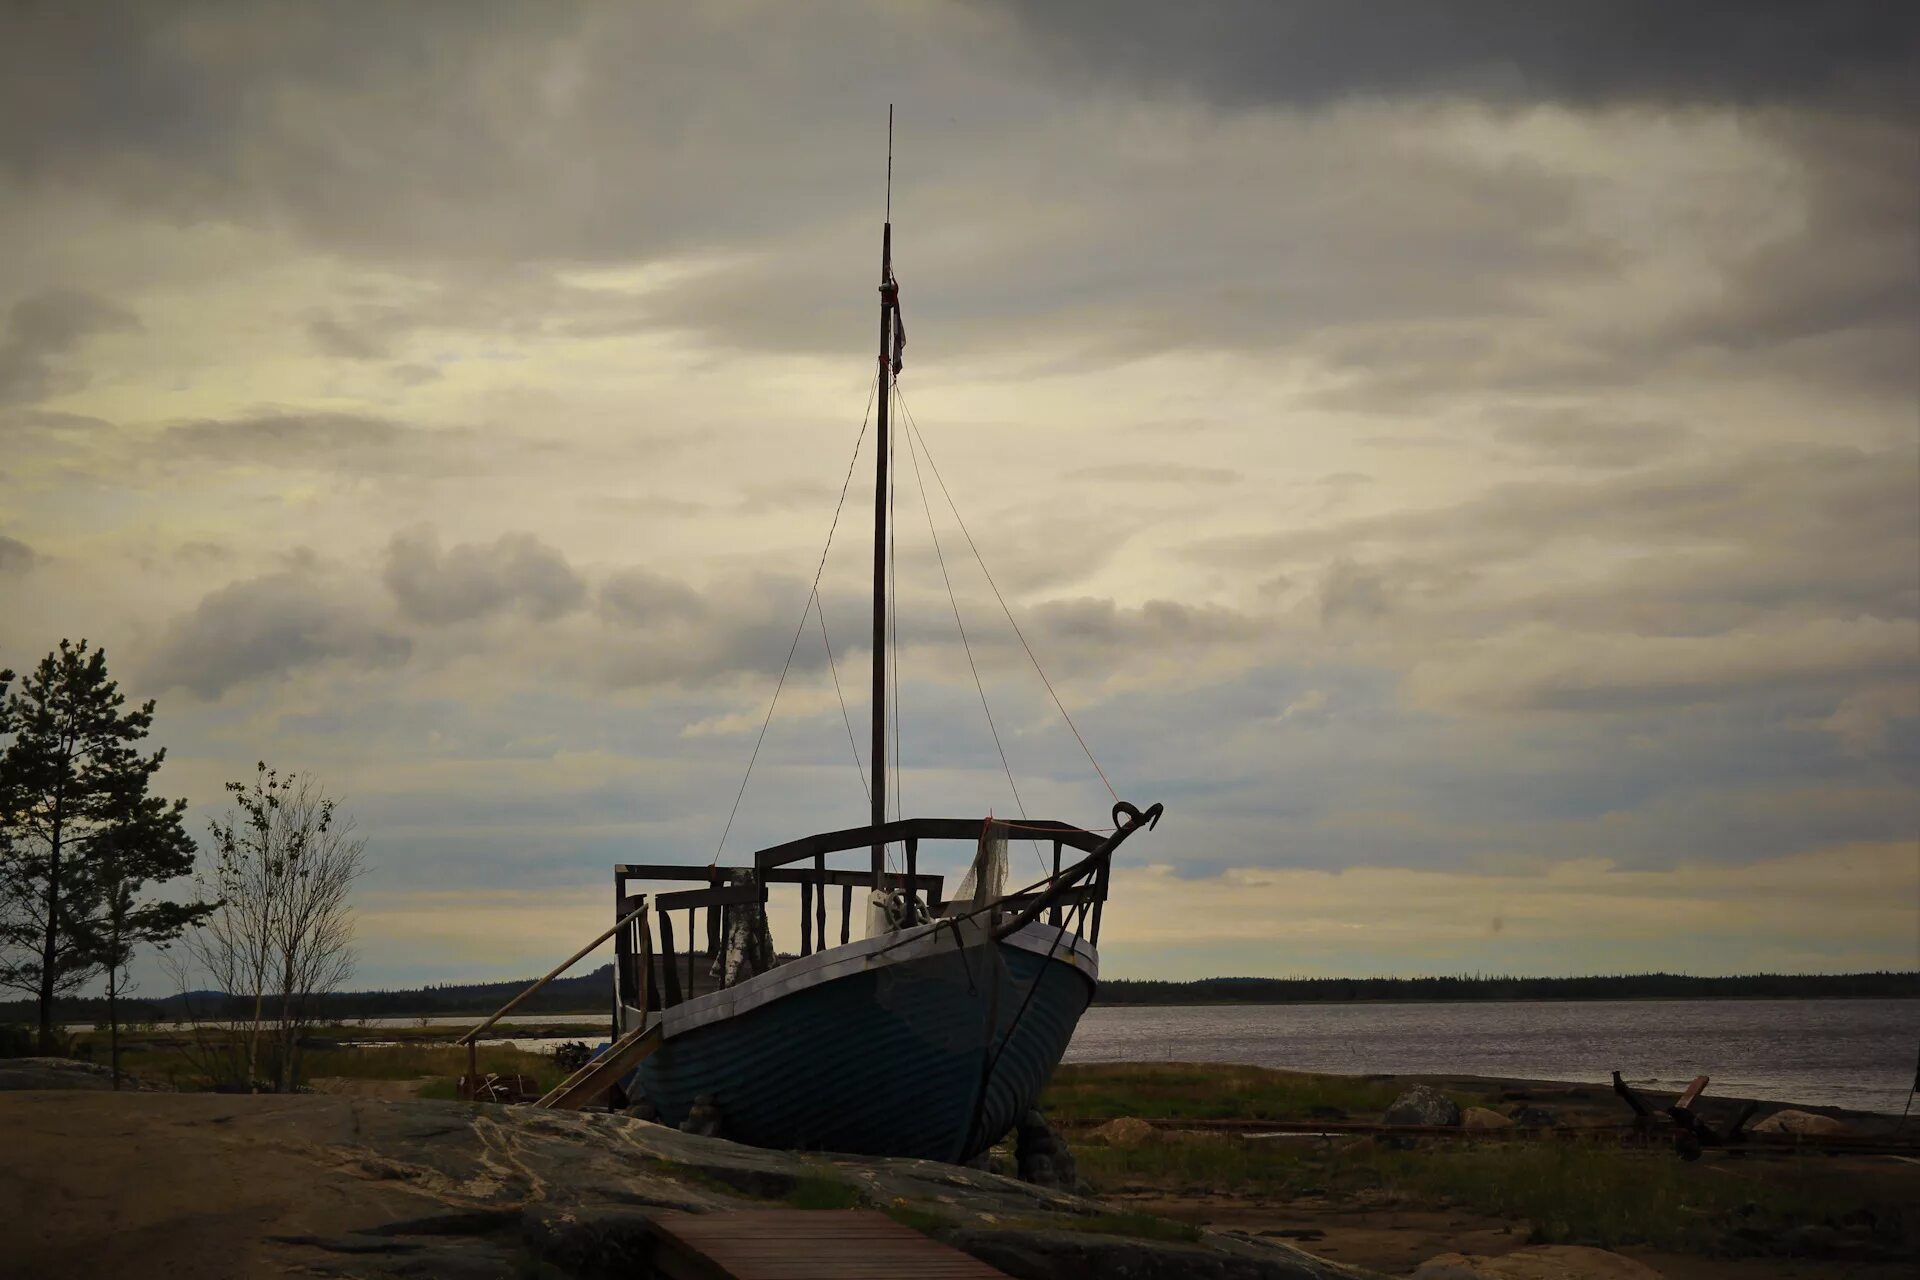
[307,1042,563,1090]
[1381,1143,1882,1254]
[1074,1129,1909,1257]
[883,1201,958,1235]
[1044,1062,1424,1124]
[783,1174,865,1210]
[65,1035,564,1097]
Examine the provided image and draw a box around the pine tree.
[89,760,210,1086]
[0,639,206,1056]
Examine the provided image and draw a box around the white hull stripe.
[634,920,1099,1040]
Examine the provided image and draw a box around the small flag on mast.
[889,274,905,374]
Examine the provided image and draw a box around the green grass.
[883,1202,959,1235]
[307,1042,561,1086]
[1380,1143,1880,1253]
[1043,1061,1429,1124]
[783,1174,865,1210]
[61,1033,564,1097]
[1074,1128,1906,1256]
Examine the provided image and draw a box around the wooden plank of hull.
[628,927,1094,1163]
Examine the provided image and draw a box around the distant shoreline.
[9,968,1914,1026]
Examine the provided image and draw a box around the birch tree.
[178,764,364,1090]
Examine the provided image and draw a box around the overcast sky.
[2,1,1916,988]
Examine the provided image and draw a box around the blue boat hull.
[628,927,1094,1162]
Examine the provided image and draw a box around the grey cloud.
[0,288,140,405]
[643,130,1604,369]
[1413,619,1919,715]
[166,410,400,456]
[0,4,976,265]
[1210,444,1917,600]
[1067,464,1239,486]
[1666,116,1918,374]
[594,569,848,690]
[1494,409,1690,469]
[1217,442,1919,714]
[148,570,411,698]
[383,527,587,625]
[388,362,442,386]
[1026,596,1264,652]
[598,568,705,627]
[308,309,409,360]
[0,533,35,573]
[995,1,1920,112]
[159,410,474,474]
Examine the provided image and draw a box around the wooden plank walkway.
[648,1209,1010,1279]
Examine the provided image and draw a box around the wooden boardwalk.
[648,1209,1010,1279]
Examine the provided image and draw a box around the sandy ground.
[0,1091,446,1279]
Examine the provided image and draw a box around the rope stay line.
[813,586,868,802]
[895,388,1122,805]
[901,403,1048,874]
[712,372,880,865]
[887,380,903,873]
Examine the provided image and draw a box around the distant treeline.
[8,967,1915,1025]
[1096,972,1920,1004]
[3,965,625,1026]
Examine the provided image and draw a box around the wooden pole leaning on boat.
[457,897,652,1099]
[991,801,1162,944]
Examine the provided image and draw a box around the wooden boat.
[608,119,1161,1163]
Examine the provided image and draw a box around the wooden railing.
[611,815,1124,1020]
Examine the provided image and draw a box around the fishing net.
[953,832,1007,911]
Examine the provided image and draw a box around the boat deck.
[648,1209,1010,1279]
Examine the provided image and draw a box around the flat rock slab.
[0,1056,117,1091]
[1414,1246,1664,1280]
[0,1091,1375,1280]
[652,1208,1010,1278]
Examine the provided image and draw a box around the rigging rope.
[902,408,1048,874]
[813,587,868,801]
[712,372,880,865]
[895,389,1122,805]
[887,381,903,873]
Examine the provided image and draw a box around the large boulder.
[1090,1115,1157,1148]
[1506,1105,1560,1129]
[1414,1244,1664,1279]
[1382,1084,1461,1127]
[1750,1108,1850,1137]
[1460,1107,1513,1130]
[1014,1108,1082,1190]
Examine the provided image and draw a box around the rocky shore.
[0,1069,1367,1280]
[3,1057,1912,1279]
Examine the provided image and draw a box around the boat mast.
[871,107,895,888]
